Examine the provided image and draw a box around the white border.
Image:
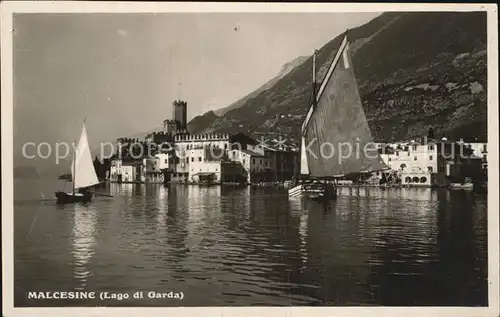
[1,2,498,317]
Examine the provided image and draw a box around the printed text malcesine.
[27,291,185,300]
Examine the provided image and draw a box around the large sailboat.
[289,33,387,201]
[55,121,100,204]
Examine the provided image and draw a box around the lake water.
[13,179,488,306]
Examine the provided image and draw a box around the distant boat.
[449,182,474,190]
[449,177,474,190]
[288,33,387,201]
[55,121,100,204]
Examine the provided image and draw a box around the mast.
[312,49,318,108]
[72,139,76,194]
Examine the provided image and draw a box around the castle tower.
[172,100,187,131]
[163,119,178,134]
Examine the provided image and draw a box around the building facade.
[379,138,481,186]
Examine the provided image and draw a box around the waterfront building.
[119,160,144,183]
[458,140,487,170]
[171,132,231,182]
[380,140,439,186]
[251,134,300,182]
[263,149,299,182]
[380,137,481,186]
[186,147,225,183]
[109,158,122,182]
[143,153,171,183]
[109,100,300,185]
[228,148,273,183]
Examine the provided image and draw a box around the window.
[252,159,255,164]
[396,151,399,156]
[259,159,262,164]
[243,159,245,164]
[420,177,427,183]
[191,157,194,162]
[224,144,228,149]
[412,177,420,183]
[428,145,434,151]
[388,158,392,161]
[414,156,417,161]
[412,145,417,151]
[407,151,410,156]
[429,155,433,160]
[165,159,168,164]
[428,166,433,173]
[405,177,412,183]
[198,157,202,162]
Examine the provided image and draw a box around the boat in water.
[449,183,474,190]
[288,32,388,201]
[55,121,101,204]
[449,178,474,190]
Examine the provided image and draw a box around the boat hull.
[55,191,92,204]
[288,183,337,201]
[449,183,474,190]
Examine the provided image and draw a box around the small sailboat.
[55,121,100,204]
[449,177,474,190]
[289,32,388,201]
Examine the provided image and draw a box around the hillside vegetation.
[188,12,487,144]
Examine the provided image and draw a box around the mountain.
[188,55,309,134]
[187,12,487,143]
[214,55,309,117]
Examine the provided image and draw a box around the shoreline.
[103,180,483,190]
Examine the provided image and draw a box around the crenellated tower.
[172,100,187,131]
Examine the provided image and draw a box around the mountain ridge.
[187,12,487,144]
[214,55,309,117]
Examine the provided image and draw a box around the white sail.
[71,123,100,189]
[300,137,309,175]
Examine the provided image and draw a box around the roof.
[122,160,143,166]
[240,149,266,157]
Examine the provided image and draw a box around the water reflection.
[156,185,167,232]
[164,185,190,269]
[72,203,97,290]
[15,182,488,307]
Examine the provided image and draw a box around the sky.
[12,12,381,169]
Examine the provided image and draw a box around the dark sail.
[300,35,387,177]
